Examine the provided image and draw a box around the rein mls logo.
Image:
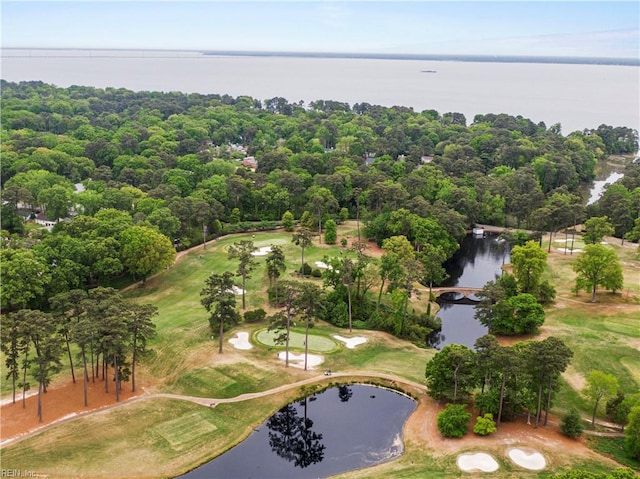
[1,471,45,478]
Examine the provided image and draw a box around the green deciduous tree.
[119,225,176,282]
[425,344,477,403]
[419,243,448,299]
[0,248,51,310]
[510,241,547,294]
[573,244,623,302]
[583,216,615,244]
[585,370,619,427]
[490,293,545,335]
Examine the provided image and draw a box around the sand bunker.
[226,286,245,295]
[314,261,333,270]
[508,448,546,470]
[333,335,367,349]
[229,332,252,350]
[457,452,499,472]
[278,352,324,369]
[251,246,272,256]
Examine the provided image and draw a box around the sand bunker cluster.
[229,331,368,369]
[457,448,546,472]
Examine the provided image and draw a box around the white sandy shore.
[508,448,546,470]
[229,332,253,350]
[457,452,499,472]
[277,352,323,369]
[333,335,367,349]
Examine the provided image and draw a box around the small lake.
[177,385,416,479]
[428,232,510,350]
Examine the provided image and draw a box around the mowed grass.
[0,394,303,479]
[542,240,640,419]
[255,327,339,352]
[2,227,638,478]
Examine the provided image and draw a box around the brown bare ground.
[1,376,144,442]
[403,393,618,466]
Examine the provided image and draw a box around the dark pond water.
[427,233,511,350]
[176,385,416,479]
[442,232,510,288]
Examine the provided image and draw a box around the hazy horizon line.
[2,47,638,66]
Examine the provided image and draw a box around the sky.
[1,1,639,58]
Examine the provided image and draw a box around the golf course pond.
[428,232,511,349]
[176,384,417,479]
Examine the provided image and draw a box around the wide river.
[2,49,639,134]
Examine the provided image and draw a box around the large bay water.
[2,49,639,134]
[176,384,416,479]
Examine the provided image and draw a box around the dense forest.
[1,79,639,307]
[1,81,640,473]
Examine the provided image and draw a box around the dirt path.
[0,371,424,448]
[0,368,621,457]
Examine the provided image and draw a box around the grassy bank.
[1,226,638,478]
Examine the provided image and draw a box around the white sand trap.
[333,335,367,349]
[314,261,333,270]
[229,332,252,350]
[457,452,499,472]
[226,286,245,295]
[508,448,546,470]
[251,246,272,256]
[278,352,324,369]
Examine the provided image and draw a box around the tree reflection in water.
[266,397,325,469]
[338,385,353,402]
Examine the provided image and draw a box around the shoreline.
[2,48,638,66]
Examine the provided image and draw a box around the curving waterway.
[428,232,510,350]
[176,384,416,479]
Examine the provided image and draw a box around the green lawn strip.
[546,309,640,395]
[255,327,338,352]
[326,342,434,386]
[165,362,284,398]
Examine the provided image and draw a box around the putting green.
[255,329,337,352]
